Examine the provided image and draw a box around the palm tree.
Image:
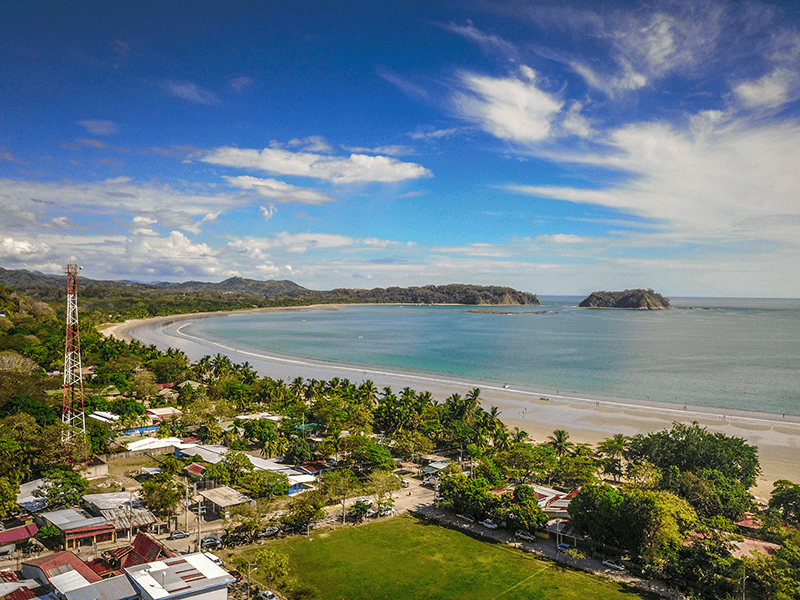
[597,433,629,481]
[547,429,574,461]
[359,380,378,407]
[511,427,530,444]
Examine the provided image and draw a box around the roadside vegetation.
[2,283,800,598]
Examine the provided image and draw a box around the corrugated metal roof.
[199,486,251,507]
[125,553,233,600]
[65,574,137,600]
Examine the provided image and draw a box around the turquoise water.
[177,297,800,417]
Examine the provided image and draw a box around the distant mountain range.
[0,268,540,306]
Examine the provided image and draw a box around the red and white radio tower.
[62,264,86,442]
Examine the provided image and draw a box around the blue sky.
[2,0,799,297]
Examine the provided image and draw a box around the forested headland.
[0,268,539,325]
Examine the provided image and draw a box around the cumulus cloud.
[225,175,336,204]
[201,146,432,184]
[77,120,119,135]
[260,205,277,221]
[0,237,50,258]
[162,81,218,105]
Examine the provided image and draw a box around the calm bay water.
[178,296,800,417]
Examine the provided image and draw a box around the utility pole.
[62,264,86,443]
[184,478,189,531]
[195,482,202,552]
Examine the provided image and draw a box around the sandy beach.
[102,309,800,500]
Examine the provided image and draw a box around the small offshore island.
[579,288,671,310]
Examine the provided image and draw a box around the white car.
[479,519,498,529]
[602,559,625,571]
[515,529,535,542]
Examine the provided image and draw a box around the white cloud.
[536,234,594,244]
[0,177,243,220]
[260,205,277,221]
[0,237,50,258]
[408,127,462,141]
[286,136,332,153]
[225,176,336,204]
[201,146,432,184]
[161,81,218,105]
[77,120,119,135]
[442,22,520,62]
[570,60,647,97]
[508,116,800,244]
[454,66,563,143]
[341,145,412,156]
[734,67,800,109]
[228,232,355,256]
[432,243,516,258]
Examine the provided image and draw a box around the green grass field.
[227,515,645,600]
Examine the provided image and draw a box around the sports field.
[232,515,646,600]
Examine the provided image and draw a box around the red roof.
[736,512,763,529]
[105,532,177,569]
[5,588,36,600]
[0,571,19,582]
[185,462,207,477]
[157,383,175,389]
[0,523,38,545]
[85,558,116,578]
[24,551,102,584]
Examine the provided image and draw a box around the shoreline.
[102,309,800,500]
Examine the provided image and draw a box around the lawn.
[227,515,646,600]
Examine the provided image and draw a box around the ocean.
[161,296,800,418]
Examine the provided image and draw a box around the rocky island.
[579,288,671,309]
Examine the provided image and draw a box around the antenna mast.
[62,264,86,442]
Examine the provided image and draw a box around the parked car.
[203,552,222,566]
[168,530,190,540]
[515,530,535,542]
[258,526,279,538]
[557,542,571,552]
[200,535,222,549]
[223,533,248,547]
[602,559,625,571]
[258,591,276,600]
[228,570,243,582]
[479,519,498,530]
[457,514,475,523]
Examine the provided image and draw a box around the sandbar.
[102,309,800,500]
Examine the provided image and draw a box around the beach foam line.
[169,321,795,429]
